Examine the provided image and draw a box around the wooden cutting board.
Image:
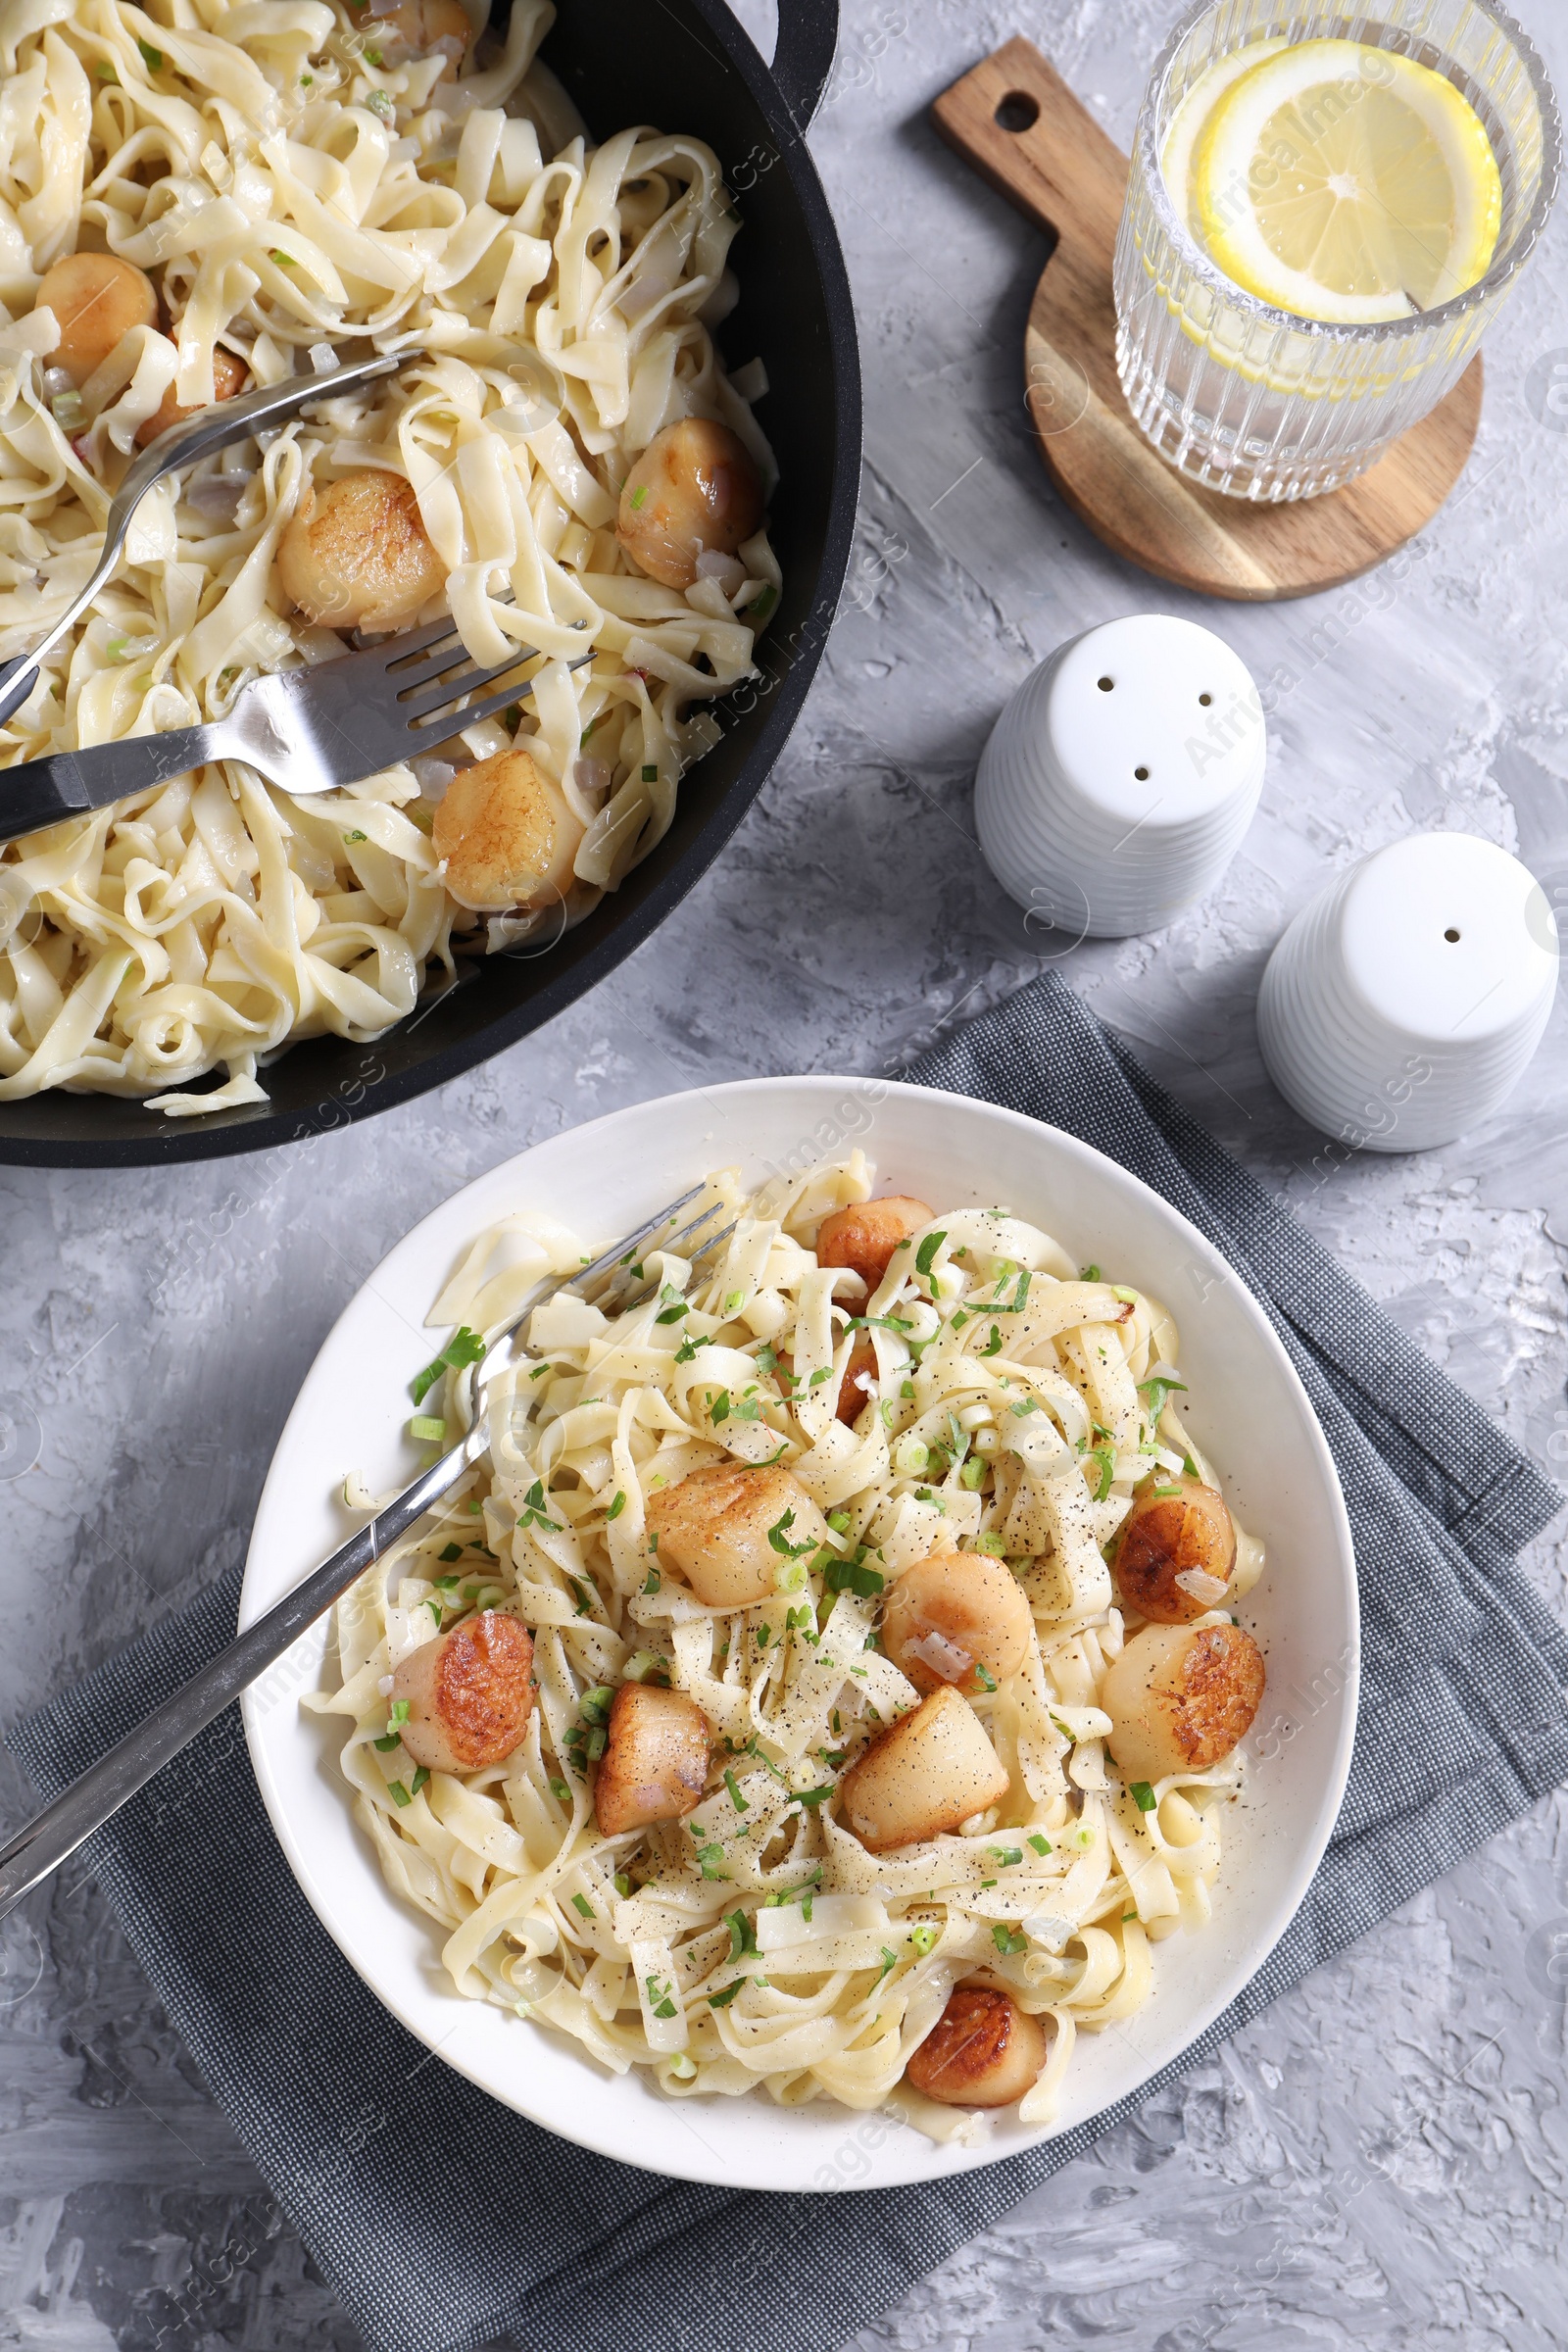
[930,38,1483,603]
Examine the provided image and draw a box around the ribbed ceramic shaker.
[1257,832,1559,1152]
[975,614,1265,939]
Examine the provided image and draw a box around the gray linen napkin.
[12,970,1568,2352]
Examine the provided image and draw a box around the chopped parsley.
[517,1479,563,1535]
[411,1326,485,1405]
[708,1978,746,2007]
[914,1230,947,1279]
[792,1785,834,1808]
[137,37,164,69]
[991,1924,1028,1956]
[766,1508,815,1559]
[606,1490,626,1522]
[823,1555,884,1598]
[1139,1373,1189,1421]
[1090,1446,1116,1500]
[642,1566,662,1594]
[694,1840,729,1881]
[645,1974,677,2020]
[726,1910,759,1960]
[723,1768,749,1812]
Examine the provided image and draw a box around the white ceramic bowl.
[240,1076,1358,2192]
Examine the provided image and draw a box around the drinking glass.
[1113,0,1561,501]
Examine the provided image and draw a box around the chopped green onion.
[793,1785,833,1808]
[989,1846,1022,1866]
[974,1663,998,1692]
[747,583,777,621]
[630,483,649,509]
[387,1780,412,1806]
[823,1557,884,1598]
[606,1490,626,1522]
[622,1650,659,1684]
[1027,1832,1052,1856]
[723,1768,748,1812]
[410,1766,429,1795]
[826,1509,853,1534]
[876,1946,898,1981]
[641,763,659,783]
[409,1414,446,1444]
[1112,1286,1139,1304]
[411,1326,485,1405]
[614,1873,632,1898]
[1153,1483,1182,1498]
[909,1924,939,1957]
[1130,1781,1157,1812]
[960,1458,988,1490]
[1081,1263,1101,1282]
[571,1892,595,1919]
[642,1566,662,1594]
[549,1777,570,1802]
[439,1542,464,1563]
[343,828,368,844]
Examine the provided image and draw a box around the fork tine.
[358,615,465,666]
[398,649,543,723]
[407,653,595,737]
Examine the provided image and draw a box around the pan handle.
[769,0,839,130]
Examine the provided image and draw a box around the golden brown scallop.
[881,1547,1033,1696]
[594,1683,710,1836]
[617,417,764,589]
[815,1195,934,1300]
[644,1461,830,1609]
[36,253,158,387]
[1101,1621,1265,1785]
[389,1610,534,1774]
[1112,1472,1237,1624]
[905,1983,1048,2108]
[276,468,447,631]
[432,750,585,915]
[838,1686,1009,1852]
[135,347,249,447]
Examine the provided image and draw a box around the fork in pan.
[0,606,594,844]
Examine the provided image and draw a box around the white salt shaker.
[975,614,1265,938]
[1257,832,1559,1152]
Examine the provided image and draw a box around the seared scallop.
[594,1683,710,1836]
[36,254,158,386]
[617,417,764,590]
[1101,1621,1264,1784]
[389,1610,534,1773]
[645,1461,830,1609]
[839,1686,1009,1852]
[815,1195,933,1298]
[1113,1471,1237,1624]
[905,1983,1048,2108]
[432,750,584,914]
[276,468,447,631]
[881,1548,1033,1696]
[135,347,248,447]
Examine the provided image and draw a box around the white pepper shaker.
[1256,832,1559,1152]
[975,614,1265,938]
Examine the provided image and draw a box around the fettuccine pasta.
[0,0,776,1112]
[310,1153,1268,2137]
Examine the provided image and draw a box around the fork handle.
[0,723,244,841]
[0,1437,475,1922]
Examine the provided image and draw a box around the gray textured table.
[4,2,1568,2345]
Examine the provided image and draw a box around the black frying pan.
[0,0,858,1166]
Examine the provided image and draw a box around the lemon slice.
[1192,38,1502,323]
[1161,37,1287,236]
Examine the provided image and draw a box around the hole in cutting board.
[1098,675,1114,692]
[1199,692,1213,706]
[995,91,1040,132]
[1445,927,1461,942]
[1134,766,1151,781]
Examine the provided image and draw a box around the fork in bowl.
[0,1181,739,1920]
